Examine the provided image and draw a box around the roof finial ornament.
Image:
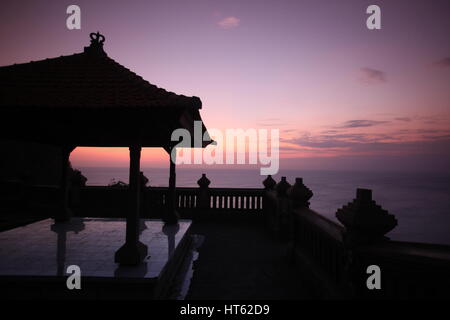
[90,31,105,45]
[84,31,106,56]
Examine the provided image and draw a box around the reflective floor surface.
[0,218,191,279]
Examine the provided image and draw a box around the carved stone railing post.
[55,146,75,223]
[263,175,276,190]
[197,174,211,216]
[336,188,398,298]
[275,176,291,239]
[287,177,313,243]
[69,168,87,214]
[288,178,313,209]
[262,175,277,230]
[336,188,397,245]
[139,171,150,218]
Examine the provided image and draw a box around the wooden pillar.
[55,146,74,223]
[115,145,148,265]
[163,147,179,224]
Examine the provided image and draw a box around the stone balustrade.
[2,174,450,298]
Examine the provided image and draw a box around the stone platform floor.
[0,218,191,279]
[186,221,312,300]
[0,218,311,300]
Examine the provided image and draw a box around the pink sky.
[1,0,450,172]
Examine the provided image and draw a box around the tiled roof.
[0,34,210,147]
[0,39,201,110]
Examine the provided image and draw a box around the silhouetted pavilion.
[0,32,211,265]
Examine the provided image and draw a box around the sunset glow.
[1,0,449,172]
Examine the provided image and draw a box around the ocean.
[78,167,450,246]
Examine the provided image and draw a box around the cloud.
[416,115,448,125]
[321,129,340,134]
[434,57,450,68]
[282,132,390,150]
[359,67,387,84]
[337,120,390,129]
[279,117,450,172]
[217,16,240,29]
[281,129,450,155]
[282,135,446,157]
[394,117,411,122]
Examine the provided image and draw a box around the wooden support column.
[55,146,74,223]
[115,145,148,265]
[164,146,179,224]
